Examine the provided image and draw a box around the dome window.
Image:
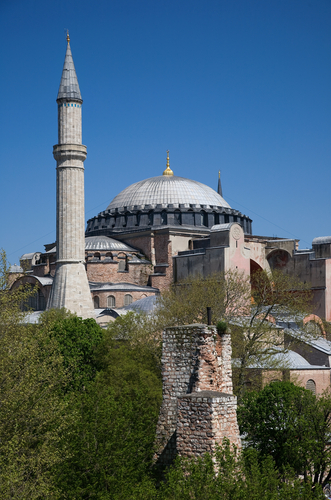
[107,295,116,308]
[174,210,181,225]
[161,210,167,225]
[124,294,133,306]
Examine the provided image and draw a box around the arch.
[148,211,153,226]
[303,314,326,338]
[105,252,113,259]
[250,259,267,295]
[94,252,101,260]
[250,259,263,275]
[306,379,316,394]
[161,210,167,225]
[22,285,46,311]
[93,296,100,308]
[174,210,181,225]
[200,210,208,227]
[267,249,291,269]
[107,295,116,308]
[124,294,133,306]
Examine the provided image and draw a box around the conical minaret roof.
[57,34,82,102]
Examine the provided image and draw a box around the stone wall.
[155,324,240,467]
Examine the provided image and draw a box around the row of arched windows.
[91,209,250,231]
[93,294,133,309]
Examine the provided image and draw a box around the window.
[94,252,101,260]
[124,294,133,306]
[161,210,167,225]
[174,210,181,225]
[107,295,116,308]
[306,379,316,394]
[105,252,113,259]
[93,296,100,308]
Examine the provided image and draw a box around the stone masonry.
[155,324,241,467]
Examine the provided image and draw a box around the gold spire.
[218,170,220,179]
[66,30,70,43]
[163,150,174,176]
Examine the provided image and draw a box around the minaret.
[217,170,223,197]
[47,33,94,318]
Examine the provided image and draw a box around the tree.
[156,442,323,500]
[39,309,103,391]
[0,250,76,499]
[56,312,163,499]
[238,381,331,489]
[157,269,313,399]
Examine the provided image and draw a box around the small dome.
[106,175,231,211]
[85,235,135,252]
[312,236,331,245]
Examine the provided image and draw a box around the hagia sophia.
[9,36,331,394]
[12,37,331,321]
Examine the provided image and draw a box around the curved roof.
[57,41,82,102]
[106,175,231,211]
[47,236,136,253]
[312,236,331,245]
[85,235,135,252]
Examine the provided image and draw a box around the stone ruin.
[155,324,241,466]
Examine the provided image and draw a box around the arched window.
[161,210,167,225]
[306,379,316,394]
[200,211,208,227]
[148,211,153,226]
[105,252,113,259]
[94,252,101,260]
[124,294,133,306]
[174,210,181,225]
[107,295,116,307]
[93,296,100,308]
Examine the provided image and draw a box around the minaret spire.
[47,38,94,318]
[57,33,82,102]
[217,170,223,198]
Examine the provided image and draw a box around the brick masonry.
[155,324,241,467]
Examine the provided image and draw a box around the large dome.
[107,175,231,211]
[86,172,252,236]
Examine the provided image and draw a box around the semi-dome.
[107,175,231,211]
[85,235,135,252]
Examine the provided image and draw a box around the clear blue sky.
[1,0,331,265]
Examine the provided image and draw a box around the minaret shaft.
[47,38,94,319]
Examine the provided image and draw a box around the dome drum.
[86,204,252,235]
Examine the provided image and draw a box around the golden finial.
[218,170,220,179]
[66,30,70,43]
[163,150,174,176]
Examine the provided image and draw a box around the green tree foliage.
[156,442,323,500]
[238,381,331,488]
[158,269,251,327]
[55,312,162,499]
[39,309,103,391]
[0,250,76,499]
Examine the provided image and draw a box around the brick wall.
[86,261,152,285]
[155,324,240,466]
[91,289,156,309]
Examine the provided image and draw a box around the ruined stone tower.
[155,324,241,466]
[47,33,94,319]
